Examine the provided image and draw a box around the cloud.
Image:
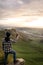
[0,0,43,18]
[17,0,24,4]
[0,0,24,9]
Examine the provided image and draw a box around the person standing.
[2,31,19,65]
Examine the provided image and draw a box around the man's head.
[6,32,11,37]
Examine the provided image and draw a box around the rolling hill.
[0,28,43,65]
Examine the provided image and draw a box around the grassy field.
[12,39,43,65]
[0,30,43,65]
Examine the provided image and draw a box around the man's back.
[2,39,12,53]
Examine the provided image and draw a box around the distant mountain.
[0,24,14,30]
[15,27,43,39]
[0,24,6,30]
[0,25,43,39]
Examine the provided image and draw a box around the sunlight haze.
[0,16,43,28]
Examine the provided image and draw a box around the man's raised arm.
[11,33,19,43]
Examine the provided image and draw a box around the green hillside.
[0,29,43,65]
[13,40,43,65]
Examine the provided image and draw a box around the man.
[2,31,19,65]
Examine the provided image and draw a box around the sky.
[0,0,43,28]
